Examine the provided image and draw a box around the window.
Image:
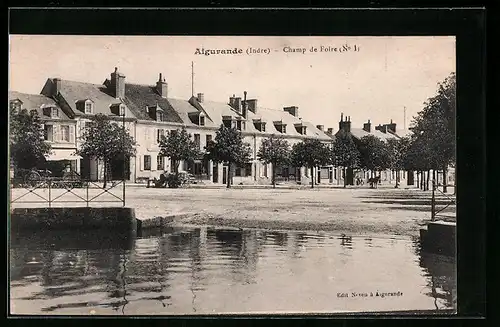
[244,163,252,177]
[60,125,70,142]
[261,124,266,132]
[157,129,165,143]
[263,164,268,178]
[51,107,59,118]
[44,125,53,142]
[223,119,232,129]
[194,134,201,150]
[157,156,164,171]
[334,169,337,179]
[200,115,205,126]
[236,120,242,131]
[157,111,164,122]
[206,134,212,145]
[144,155,152,171]
[119,105,125,116]
[85,102,93,114]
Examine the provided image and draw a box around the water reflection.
[10,227,457,315]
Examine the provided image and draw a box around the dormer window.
[295,123,307,135]
[51,107,59,118]
[274,121,287,134]
[119,105,125,116]
[157,111,164,122]
[222,116,232,129]
[200,115,205,126]
[10,100,22,112]
[253,119,266,132]
[85,102,93,114]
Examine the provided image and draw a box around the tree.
[290,138,330,188]
[77,114,136,188]
[205,125,251,188]
[9,108,51,174]
[332,131,360,187]
[358,135,391,178]
[159,127,200,174]
[409,73,456,192]
[386,137,410,188]
[257,135,291,188]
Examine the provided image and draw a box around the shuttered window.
[143,155,151,171]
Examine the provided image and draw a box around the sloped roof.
[53,79,135,118]
[9,91,70,119]
[391,129,412,138]
[244,107,332,140]
[122,83,183,123]
[197,100,244,127]
[168,98,215,127]
[347,127,399,142]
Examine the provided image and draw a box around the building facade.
[10,67,340,185]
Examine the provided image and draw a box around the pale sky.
[9,35,455,131]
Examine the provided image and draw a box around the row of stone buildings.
[9,66,428,186]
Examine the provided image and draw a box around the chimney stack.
[156,73,168,98]
[246,99,258,114]
[363,119,371,133]
[53,78,62,96]
[197,93,204,103]
[110,67,126,99]
[242,91,248,118]
[283,106,299,117]
[327,128,334,135]
[339,114,351,132]
[316,125,324,131]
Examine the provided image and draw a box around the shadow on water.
[412,237,457,311]
[10,226,457,314]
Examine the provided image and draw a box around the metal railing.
[431,180,456,221]
[10,176,126,207]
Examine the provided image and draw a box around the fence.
[431,180,456,221]
[10,176,126,207]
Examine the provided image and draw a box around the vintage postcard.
[9,35,457,315]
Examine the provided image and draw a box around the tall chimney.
[327,128,334,135]
[53,78,61,96]
[316,125,324,131]
[110,67,126,99]
[197,93,204,103]
[339,114,351,132]
[242,91,248,118]
[156,73,168,98]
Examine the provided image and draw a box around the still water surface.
[10,227,456,315]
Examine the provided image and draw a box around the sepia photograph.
[9,35,457,315]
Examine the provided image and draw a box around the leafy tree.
[159,127,200,174]
[77,114,136,188]
[358,135,391,177]
[410,73,456,192]
[205,125,252,188]
[290,138,330,188]
[257,135,291,188]
[386,137,410,188]
[9,108,51,174]
[332,131,360,188]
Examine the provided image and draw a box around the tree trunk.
[174,160,180,174]
[103,159,107,189]
[426,170,430,191]
[343,167,347,188]
[443,166,448,193]
[310,166,314,188]
[226,162,232,189]
[433,170,436,188]
[272,162,276,188]
[395,170,400,188]
[419,171,423,190]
